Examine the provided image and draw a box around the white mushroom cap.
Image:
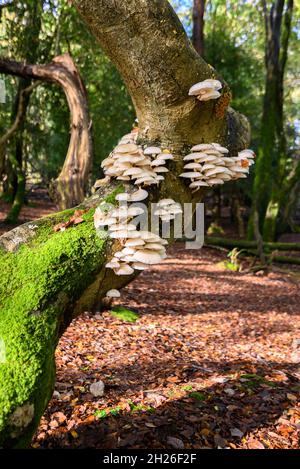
[132,250,164,265]
[217,173,232,181]
[189,180,210,188]
[157,199,176,206]
[109,223,136,231]
[183,152,207,161]
[196,155,218,163]
[106,167,123,176]
[116,175,131,181]
[191,144,214,152]
[168,205,183,214]
[189,79,222,96]
[110,230,136,239]
[212,143,229,154]
[202,164,216,171]
[118,229,142,239]
[106,289,121,298]
[105,260,120,269]
[138,231,164,242]
[95,217,118,227]
[157,153,174,160]
[151,159,166,167]
[183,162,203,170]
[134,176,157,185]
[144,242,167,250]
[205,167,228,177]
[180,171,202,178]
[125,238,145,247]
[143,146,161,155]
[203,149,223,156]
[114,264,135,276]
[116,193,131,202]
[228,165,249,173]
[222,157,236,164]
[127,206,145,216]
[114,143,139,153]
[122,247,136,255]
[129,188,149,201]
[101,157,114,168]
[207,178,224,185]
[114,162,133,170]
[153,167,169,173]
[238,149,255,159]
[154,208,169,216]
[114,251,125,258]
[197,90,221,101]
[123,167,144,177]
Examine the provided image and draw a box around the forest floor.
[1,190,300,449]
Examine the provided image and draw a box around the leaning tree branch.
[0,53,93,209]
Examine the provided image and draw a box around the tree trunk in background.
[192,0,206,56]
[2,0,44,223]
[248,0,294,241]
[0,54,93,210]
[4,78,33,223]
[0,0,249,447]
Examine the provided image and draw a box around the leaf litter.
[32,244,300,449]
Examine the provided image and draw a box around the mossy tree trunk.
[247,0,294,241]
[0,54,93,210]
[0,0,249,447]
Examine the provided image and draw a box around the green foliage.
[189,391,207,401]
[109,306,139,323]
[94,409,107,419]
[207,222,225,236]
[0,0,135,185]
[217,260,239,272]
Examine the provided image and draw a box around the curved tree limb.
[0,53,93,209]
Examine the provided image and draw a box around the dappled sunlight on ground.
[32,244,300,449]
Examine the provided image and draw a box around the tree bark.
[0,0,249,447]
[192,0,206,56]
[0,54,93,210]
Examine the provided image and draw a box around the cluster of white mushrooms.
[101,130,173,187]
[94,189,168,277]
[154,199,183,221]
[180,144,255,191]
[188,79,222,101]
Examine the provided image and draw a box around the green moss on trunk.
[0,185,128,448]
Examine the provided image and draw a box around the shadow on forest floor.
[34,358,300,449]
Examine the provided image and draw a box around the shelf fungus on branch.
[180,144,255,192]
[101,131,174,188]
[188,79,222,102]
[94,196,167,276]
[154,199,183,222]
